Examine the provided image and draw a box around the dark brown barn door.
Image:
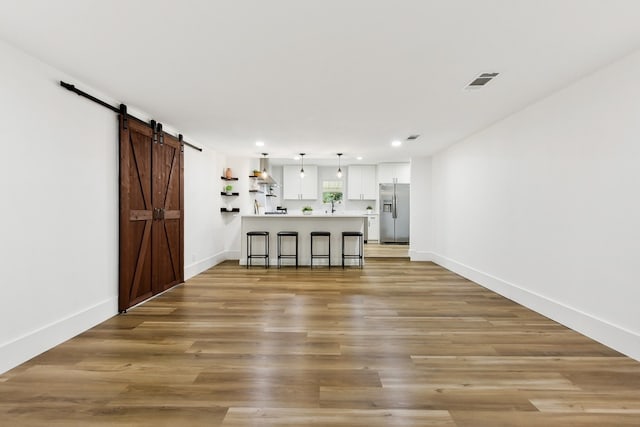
[152,133,184,293]
[119,117,184,311]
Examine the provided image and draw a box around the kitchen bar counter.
[241,214,366,266]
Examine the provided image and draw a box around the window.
[322,180,343,203]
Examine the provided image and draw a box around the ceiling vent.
[466,72,499,89]
[406,134,420,141]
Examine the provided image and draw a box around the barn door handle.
[153,208,165,220]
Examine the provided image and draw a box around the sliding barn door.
[152,133,184,293]
[119,117,184,311]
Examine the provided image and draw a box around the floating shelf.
[249,190,264,193]
[221,176,239,181]
[220,192,240,196]
[266,194,277,197]
[220,208,240,213]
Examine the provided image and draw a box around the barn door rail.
[59,81,203,152]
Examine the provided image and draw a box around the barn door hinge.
[179,134,184,152]
[151,120,157,143]
[157,123,164,145]
[119,104,128,130]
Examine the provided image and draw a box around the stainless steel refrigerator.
[379,183,410,243]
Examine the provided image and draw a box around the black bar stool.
[310,231,331,268]
[342,231,363,268]
[277,231,299,268]
[246,231,269,268]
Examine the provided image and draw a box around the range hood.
[258,157,279,186]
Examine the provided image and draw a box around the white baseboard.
[430,253,640,361]
[225,250,240,260]
[409,249,434,262]
[0,297,117,374]
[185,251,227,279]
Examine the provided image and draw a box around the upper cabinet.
[283,165,318,200]
[347,165,377,200]
[377,163,410,184]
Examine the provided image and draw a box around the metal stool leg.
[247,234,250,269]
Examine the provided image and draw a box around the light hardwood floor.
[1,259,639,426]
[364,242,409,258]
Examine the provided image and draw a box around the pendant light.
[336,153,343,178]
[261,153,268,179]
[299,153,305,178]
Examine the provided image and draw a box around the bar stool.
[277,231,299,268]
[342,231,363,268]
[310,231,331,268]
[246,231,269,268]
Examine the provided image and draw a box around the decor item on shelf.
[302,206,313,215]
[253,169,261,177]
[226,202,233,211]
[299,153,305,178]
[336,153,343,178]
[225,184,233,195]
[225,168,233,179]
[366,205,373,214]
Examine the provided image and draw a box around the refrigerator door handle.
[392,194,397,219]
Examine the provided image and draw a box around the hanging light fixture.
[336,153,343,178]
[299,153,305,178]
[261,153,268,179]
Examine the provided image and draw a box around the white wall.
[409,156,433,260]
[222,156,255,260]
[0,39,119,373]
[422,49,640,360]
[0,39,231,373]
[184,148,227,278]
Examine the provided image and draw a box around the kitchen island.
[241,214,366,267]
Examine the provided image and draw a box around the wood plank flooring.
[2,259,639,426]
[364,242,409,258]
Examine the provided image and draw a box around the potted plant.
[225,184,233,195]
[366,205,373,214]
[302,206,313,215]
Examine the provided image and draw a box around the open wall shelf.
[220,192,240,196]
[221,176,239,181]
[220,208,240,213]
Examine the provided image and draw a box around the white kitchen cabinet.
[347,165,377,200]
[283,165,318,200]
[366,214,379,241]
[377,163,410,184]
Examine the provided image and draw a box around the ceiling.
[2,0,640,164]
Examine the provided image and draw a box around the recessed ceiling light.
[255,141,265,147]
[391,140,402,147]
[356,156,363,160]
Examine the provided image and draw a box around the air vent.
[406,134,420,141]
[466,72,499,89]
